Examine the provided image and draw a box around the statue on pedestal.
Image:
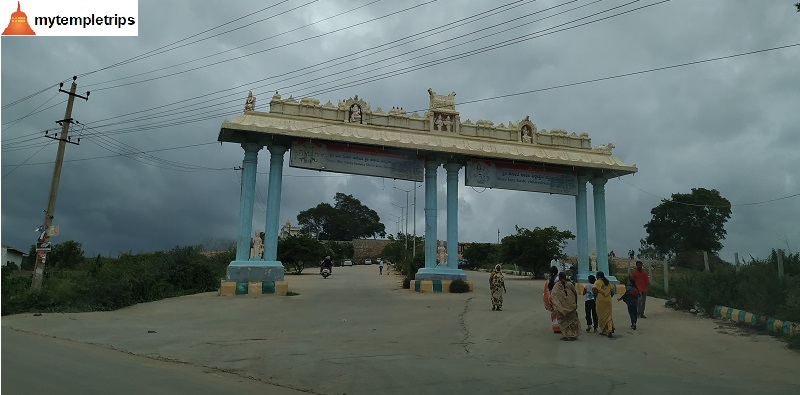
[250,231,263,259]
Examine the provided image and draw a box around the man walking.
[379,259,384,275]
[630,261,650,318]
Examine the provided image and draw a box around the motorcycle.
[321,267,331,279]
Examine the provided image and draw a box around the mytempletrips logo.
[2,2,35,35]
[2,0,138,37]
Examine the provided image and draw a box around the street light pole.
[391,202,406,249]
[395,183,423,255]
[413,182,417,257]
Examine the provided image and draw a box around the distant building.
[2,245,26,267]
[279,220,302,239]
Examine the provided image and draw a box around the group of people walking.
[488,261,650,341]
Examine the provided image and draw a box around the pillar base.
[577,272,618,284]
[410,279,473,293]
[414,267,467,281]
[226,260,284,282]
[219,280,289,296]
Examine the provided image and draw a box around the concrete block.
[248,282,262,295]
[419,280,433,293]
[262,281,275,294]
[219,281,236,296]
[441,280,452,292]
[275,281,289,295]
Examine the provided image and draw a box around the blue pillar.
[424,160,438,269]
[235,143,260,261]
[575,175,590,281]
[263,145,287,261]
[414,160,465,281]
[224,144,285,283]
[591,177,612,281]
[445,162,461,269]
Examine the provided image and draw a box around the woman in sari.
[542,266,561,333]
[592,271,615,338]
[551,272,580,340]
[489,264,506,311]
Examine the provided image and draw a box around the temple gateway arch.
[217,89,637,295]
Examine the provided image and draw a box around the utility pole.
[31,77,89,290]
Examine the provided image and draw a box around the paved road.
[3,265,799,394]
[1,328,306,394]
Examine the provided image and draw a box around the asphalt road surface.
[3,264,799,394]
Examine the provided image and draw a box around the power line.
[95,0,670,133]
[83,0,384,88]
[4,141,220,167]
[9,38,797,159]
[92,0,647,128]
[1,140,53,179]
[75,0,533,128]
[1,80,68,110]
[65,0,606,133]
[89,0,441,92]
[291,0,665,101]
[1,99,67,128]
[78,0,297,77]
[611,171,800,208]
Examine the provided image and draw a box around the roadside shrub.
[449,279,470,293]
[402,276,411,289]
[788,334,800,350]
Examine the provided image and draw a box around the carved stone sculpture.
[593,142,615,153]
[350,104,362,123]
[244,91,256,111]
[250,230,263,259]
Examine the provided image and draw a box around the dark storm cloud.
[3,0,799,261]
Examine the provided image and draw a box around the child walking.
[582,275,598,332]
[619,278,640,330]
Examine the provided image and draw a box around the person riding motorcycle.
[320,255,333,274]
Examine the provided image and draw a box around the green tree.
[644,188,731,257]
[380,233,423,276]
[48,240,85,269]
[277,235,330,274]
[297,202,335,239]
[297,193,386,240]
[22,244,36,270]
[637,238,670,261]
[462,243,499,269]
[500,226,575,276]
[325,241,354,262]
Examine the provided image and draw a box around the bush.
[402,276,411,289]
[449,279,470,293]
[788,335,800,350]
[2,244,236,316]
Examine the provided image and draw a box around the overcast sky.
[2,0,798,263]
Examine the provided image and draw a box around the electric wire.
[73,0,534,128]
[78,0,296,77]
[6,40,797,158]
[74,0,642,131]
[57,0,609,136]
[83,0,385,88]
[89,0,440,92]
[610,171,800,208]
[1,140,53,179]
